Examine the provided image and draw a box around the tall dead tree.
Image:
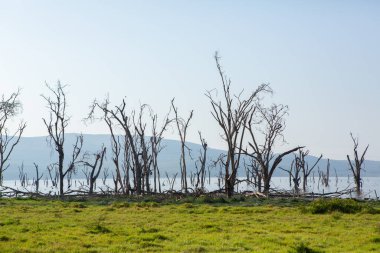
[281,160,301,194]
[347,133,368,194]
[106,107,126,194]
[88,98,143,195]
[245,159,262,192]
[150,109,172,193]
[194,131,207,191]
[206,52,271,197]
[0,90,26,184]
[42,82,83,197]
[245,104,303,194]
[121,134,133,194]
[319,159,330,187]
[87,98,125,194]
[33,163,43,193]
[133,105,152,193]
[82,146,106,195]
[171,98,193,193]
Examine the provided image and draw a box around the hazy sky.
[1,0,379,160]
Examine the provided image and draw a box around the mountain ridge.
[3,133,379,180]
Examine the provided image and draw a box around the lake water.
[1,177,379,199]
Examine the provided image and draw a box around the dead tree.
[33,163,43,193]
[133,105,152,193]
[121,134,133,194]
[297,150,322,192]
[150,109,172,193]
[253,161,262,192]
[319,159,330,187]
[110,120,125,194]
[42,82,83,197]
[102,167,109,186]
[282,149,322,193]
[210,153,227,192]
[347,133,369,193]
[245,159,262,192]
[165,172,178,192]
[47,164,59,188]
[88,98,143,195]
[67,135,84,190]
[194,131,207,191]
[281,160,301,194]
[0,90,26,185]
[81,146,106,195]
[245,104,303,194]
[171,98,193,193]
[205,52,271,197]
[87,98,127,194]
[18,163,28,187]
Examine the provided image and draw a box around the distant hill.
[3,134,380,180]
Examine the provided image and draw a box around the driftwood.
[0,186,47,198]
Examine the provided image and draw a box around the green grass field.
[0,197,379,252]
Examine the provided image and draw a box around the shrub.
[89,224,111,234]
[72,203,87,208]
[306,199,363,214]
[112,202,130,208]
[88,214,111,234]
[195,195,228,204]
[0,235,10,242]
[136,202,160,208]
[289,242,323,253]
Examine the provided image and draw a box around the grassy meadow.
[0,197,379,252]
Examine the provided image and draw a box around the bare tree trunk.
[87,98,143,195]
[42,83,83,197]
[205,52,271,197]
[262,170,270,194]
[300,151,322,192]
[58,149,64,197]
[157,169,161,193]
[33,163,43,193]
[171,99,193,193]
[197,131,207,190]
[245,102,303,195]
[82,146,106,195]
[347,133,368,194]
[180,142,188,191]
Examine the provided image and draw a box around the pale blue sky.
[0,0,379,160]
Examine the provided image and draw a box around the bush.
[112,202,130,208]
[193,195,227,204]
[135,202,160,208]
[307,199,362,214]
[289,242,323,253]
[89,224,111,234]
[0,235,10,242]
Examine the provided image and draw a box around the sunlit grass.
[0,197,379,252]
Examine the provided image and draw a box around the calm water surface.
[2,177,379,199]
